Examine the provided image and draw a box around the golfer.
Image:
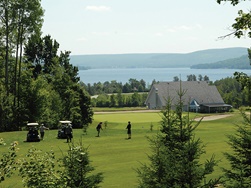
[65,124,73,142]
[96,122,103,137]
[126,121,132,139]
[39,124,49,140]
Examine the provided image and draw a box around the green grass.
[93,107,148,112]
[0,111,241,188]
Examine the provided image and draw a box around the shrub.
[0,141,18,183]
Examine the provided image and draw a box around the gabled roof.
[151,81,224,105]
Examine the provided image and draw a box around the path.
[193,114,232,121]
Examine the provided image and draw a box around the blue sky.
[41,0,251,55]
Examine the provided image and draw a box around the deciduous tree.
[187,74,197,81]
[217,0,251,39]
[18,147,61,188]
[0,141,18,183]
[18,142,103,188]
[0,0,16,94]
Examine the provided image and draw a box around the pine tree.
[221,71,251,187]
[61,142,103,188]
[137,83,220,188]
[222,110,251,188]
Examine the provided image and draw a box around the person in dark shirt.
[96,122,103,137]
[126,121,131,139]
[65,124,73,142]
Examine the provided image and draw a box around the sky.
[41,0,251,55]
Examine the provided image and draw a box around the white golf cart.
[57,120,71,139]
[26,123,40,142]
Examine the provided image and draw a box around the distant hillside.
[70,47,248,69]
[191,55,251,69]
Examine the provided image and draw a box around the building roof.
[151,81,224,106]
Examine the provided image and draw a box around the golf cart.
[57,120,71,139]
[26,123,40,142]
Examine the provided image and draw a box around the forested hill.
[191,55,251,69]
[70,47,248,69]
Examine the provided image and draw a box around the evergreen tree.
[222,110,251,188]
[137,84,219,187]
[61,142,103,188]
[214,2,251,184]
[221,72,251,187]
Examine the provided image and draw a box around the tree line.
[81,74,211,108]
[0,0,93,131]
[81,74,210,96]
[85,73,250,109]
[91,92,148,108]
[81,78,149,95]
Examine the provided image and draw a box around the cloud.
[85,5,111,12]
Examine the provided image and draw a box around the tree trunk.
[4,5,9,95]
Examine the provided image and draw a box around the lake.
[78,68,251,85]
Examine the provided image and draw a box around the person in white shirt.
[39,124,49,140]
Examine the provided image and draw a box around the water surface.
[78,68,251,84]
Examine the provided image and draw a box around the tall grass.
[0,111,240,187]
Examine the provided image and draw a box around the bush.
[0,141,18,183]
[18,142,103,188]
